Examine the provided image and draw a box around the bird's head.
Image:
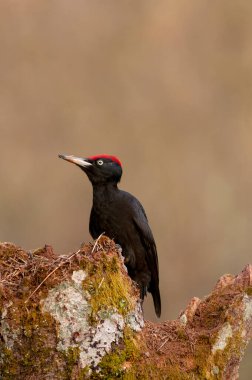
[58,154,122,185]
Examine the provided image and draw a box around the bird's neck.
[92,182,118,205]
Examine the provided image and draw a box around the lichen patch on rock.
[41,272,132,370]
[79,312,125,369]
[212,323,233,353]
[1,301,18,351]
[126,301,144,332]
[41,279,91,353]
[0,238,143,378]
[71,269,87,285]
[243,294,252,321]
[0,239,251,379]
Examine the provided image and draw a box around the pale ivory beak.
[58,154,92,167]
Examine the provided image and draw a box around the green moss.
[246,287,252,296]
[95,326,194,380]
[123,326,140,360]
[190,330,243,380]
[92,327,140,379]
[0,239,141,379]
[65,346,80,368]
[193,343,211,378]
[82,252,134,319]
[21,309,57,368]
[0,302,63,379]
[63,347,90,380]
[176,326,187,340]
[97,349,125,379]
[212,330,245,380]
[0,346,19,379]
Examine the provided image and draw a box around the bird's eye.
[97,160,103,166]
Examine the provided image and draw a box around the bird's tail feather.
[151,284,161,318]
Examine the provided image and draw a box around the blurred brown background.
[0,0,251,376]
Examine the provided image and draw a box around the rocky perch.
[0,237,251,379]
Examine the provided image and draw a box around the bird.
[58,153,161,317]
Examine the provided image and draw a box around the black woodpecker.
[59,154,161,317]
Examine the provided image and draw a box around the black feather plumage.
[59,153,161,317]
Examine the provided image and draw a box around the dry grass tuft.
[0,236,124,305]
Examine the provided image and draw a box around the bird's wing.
[132,200,159,285]
[132,199,161,316]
